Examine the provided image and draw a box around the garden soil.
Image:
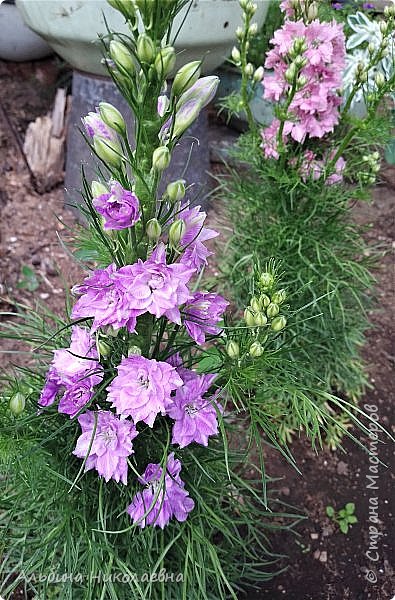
[0,58,393,600]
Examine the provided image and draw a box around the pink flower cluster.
[261,18,346,157]
[296,149,346,185]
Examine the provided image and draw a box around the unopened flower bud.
[107,0,136,21]
[154,46,176,78]
[294,55,307,69]
[93,137,122,168]
[110,40,135,74]
[244,63,254,77]
[285,63,297,83]
[167,179,186,203]
[253,66,264,82]
[254,312,267,327]
[97,339,111,357]
[249,341,263,357]
[384,4,395,16]
[250,297,262,312]
[260,293,271,308]
[297,75,308,88]
[375,72,385,87]
[137,33,155,64]
[226,340,240,359]
[260,272,274,289]
[91,180,108,198]
[244,307,256,327]
[152,146,170,171]
[271,315,287,332]
[9,392,26,415]
[99,102,126,136]
[249,23,258,36]
[246,2,257,15]
[169,219,186,247]
[368,42,376,55]
[379,20,388,35]
[231,46,241,63]
[266,302,280,318]
[372,151,380,160]
[176,76,220,111]
[271,289,286,305]
[307,2,318,21]
[146,218,162,241]
[128,345,142,356]
[172,61,201,96]
[236,26,244,40]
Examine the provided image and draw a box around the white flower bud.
[253,66,264,82]
[375,72,385,87]
[9,392,26,415]
[226,340,240,359]
[168,219,186,247]
[307,2,318,21]
[249,341,263,358]
[146,218,162,241]
[236,26,244,40]
[254,312,267,327]
[249,23,258,36]
[137,33,155,64]
[244,307,256,327]
[167,179,186,203]
[271,315,287,332]
[266,302,280,318]
[152,146,170,171]
[244,63,254,77]
[109,40,135,74]
[231,46,241,63]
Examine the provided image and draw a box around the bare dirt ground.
[0,57,394,600]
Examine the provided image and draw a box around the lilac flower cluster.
[261,18,346,157]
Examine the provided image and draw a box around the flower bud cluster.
[359,151,381,185]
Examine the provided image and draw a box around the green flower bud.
[154,46,176,78]
[250,296,262,312]
[226,340,240,360]
[244,63,254,77]
[97,339,111,357]
[167,179,186,203]
[253,66,264,82]
[368,42,375,55]
[99,102,126,135]
[146,218,162,241]
[91,180,108,198]
[249,341,263,358]
[9,392,26,416]
[107,0,136,21]
[260,272,274,290]
[93,137,122,168]
[266,302,280,318]
[169,219,186,247]
[294,55,307,69]
[137,33,155,64]
[172,61,201,96]
[231,46,241,63]
[235,26,243,40]
[152,146,170,171]
[128,345,142,356]
[375,72,385,87]
[110,40,135,74]
[307,2,318,21]
[244,307,256,327]
[260,293,271,308]
[248,23,258,36]
[379,21,388,35]
[271,289,286,305]
[254,312,267,327]
[271,315,287,332]
[285,63,297,83]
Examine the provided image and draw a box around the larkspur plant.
[219,0,394,446]
[0,1,308,598]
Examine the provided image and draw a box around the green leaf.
[384,138,395,165]
[326,505,335,518]
[339,520,348,534]
[347,515,358,524]
[339,509,347,518]
[196,349,223,373]
[345,502,355,515]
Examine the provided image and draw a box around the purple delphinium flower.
[82,110,117,141]
[107,355,183,426]
[127,453,194,528]
[39,326,103,414]
[116,243,195,325]
[167,372,220,448]
[183,291,228,345]
[73,410,138,484]
[71,264,141,333]
[92,181,140,230]
[178,205,218,271]
[362,3,375,9]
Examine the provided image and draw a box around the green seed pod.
[109,40,135,74]
[271,289,286,305]
[226,340,240,360]
[9,392,26,416]
[254,312,267,327]
[266,302,280,318]
[249,341,263,358]
[271,315,287,332]
[91,180,108,198]
[93,137,122,168]
[172,61,201,96]
[154,46,176,78]
[169,219,186,247]
[99,102,126,135]
[167,179,186,203]
[244,307,256,327]
[250,296,262,312]
[259,272,274,290]
[137,33,156,64]
[260,294,271,308]
[152,146,170,171]
[146,218,162,242]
